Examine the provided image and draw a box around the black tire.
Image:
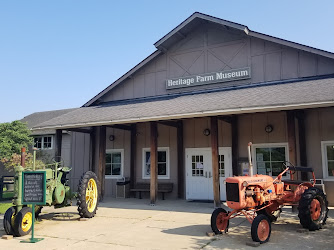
[251,214,271,243]
[77,171,99,218]
[298,187,328,231]
[14,207,33,237]
[3,206,16,235]
[210,208,229,234]
[257,207,281,222]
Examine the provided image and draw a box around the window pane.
[327,145,334,160]
[271,147,285,161]
[146,152,151,164]
[105,154,111,164]
[112,153,121,163]
[272,162,283,176]
[105,164,111,175]
[158,163,166,175]
[158,151,166,162]
[256,148,270,161]
[328,161,334,176]
[34,138,42,149]
[112,164,121,175]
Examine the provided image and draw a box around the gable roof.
[33,75,334,131]
[83,12,334,108]
[21,108,77,135]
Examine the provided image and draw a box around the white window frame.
[142,147,170,180]
[34,135,53,150]
[321,141,334,181]
[251,143,289,177]
[105,149,124,179]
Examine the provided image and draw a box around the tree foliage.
[0,121,33,160]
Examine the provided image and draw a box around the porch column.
[287,111,297,166]
[211,116,221,208]
[177,120,184,199]
[150,122,158,205]
[231,115,239,176]
[55,129,62,161]
[296,110,308,180]
[97,126,106,201]
[130,124,137,189]
[90,127,96,172]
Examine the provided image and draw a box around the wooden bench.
[130,183,173,200]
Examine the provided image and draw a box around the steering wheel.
[51,156,65,169]
[282,161,296,175]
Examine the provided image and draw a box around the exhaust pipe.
[247,142,253,177]
[21,147,26,168]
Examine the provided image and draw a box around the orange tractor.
[211,142,329,243]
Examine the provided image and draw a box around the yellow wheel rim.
[21,212,32,232]
[86,178,98,213]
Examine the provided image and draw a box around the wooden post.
[98,126,106,201]
[210,116,221,208]
[90,127,96,172]
[296,111,308,180]
[130,124,137,189]
[150,122,158,205]
[231,115,238,176]
[55,129,62,161]
[287,111,297,212]
[177,120,184,198]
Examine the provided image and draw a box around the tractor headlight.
[242,181,248,187]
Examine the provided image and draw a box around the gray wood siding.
[100,22,334,103]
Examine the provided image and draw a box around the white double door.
[185,147,232,201]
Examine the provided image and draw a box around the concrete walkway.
[0,198,333,249]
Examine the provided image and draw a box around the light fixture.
[203,128,211,136]
[265,125,273,133]
[109,135,115,141]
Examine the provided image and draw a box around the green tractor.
[3,154,99,237]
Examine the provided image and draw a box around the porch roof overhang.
[32,76,334,131]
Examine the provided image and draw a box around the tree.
[0,121,33,160]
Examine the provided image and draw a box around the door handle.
[209,172,212,178]
[205,171,208,178]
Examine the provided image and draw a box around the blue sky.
[0,0,333,123]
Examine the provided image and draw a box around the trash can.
[116,177,130,198]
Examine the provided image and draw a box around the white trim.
[251,143,289,177]
[105,149,124,179]
[321,141,334,181]
[34,135,53,150]
[142,147,170,180]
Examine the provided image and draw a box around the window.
[252,143,288,177]
[105,149,124,178]
[142,147,170,179]
[321,141,334,179]
[34,136,53,149]
[219,154,225,177]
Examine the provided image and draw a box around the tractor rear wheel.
[298,187,328,231]
[3,206,16,235]
[14,207,33,236]
[251,214,271,243]
[77,171,99,218]
[211,208,229,234]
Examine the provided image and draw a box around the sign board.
[22,171,46,205]
[166,67,251,90]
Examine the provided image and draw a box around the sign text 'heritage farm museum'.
[166,67,251,90]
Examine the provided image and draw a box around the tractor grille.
[226,183,239,202]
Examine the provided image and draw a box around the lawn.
[0,202,12,214]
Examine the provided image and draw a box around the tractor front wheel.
[211,208,229,234]
[14,207,33,236]
[251,214,271,243]
[3,206,16,235]
[298,187,328,231]
[77,171,99,218]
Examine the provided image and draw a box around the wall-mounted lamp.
[109,135,115,141]
[265,125,273,133]
[203,128,211,136]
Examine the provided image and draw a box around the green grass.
[0,202,12,214]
